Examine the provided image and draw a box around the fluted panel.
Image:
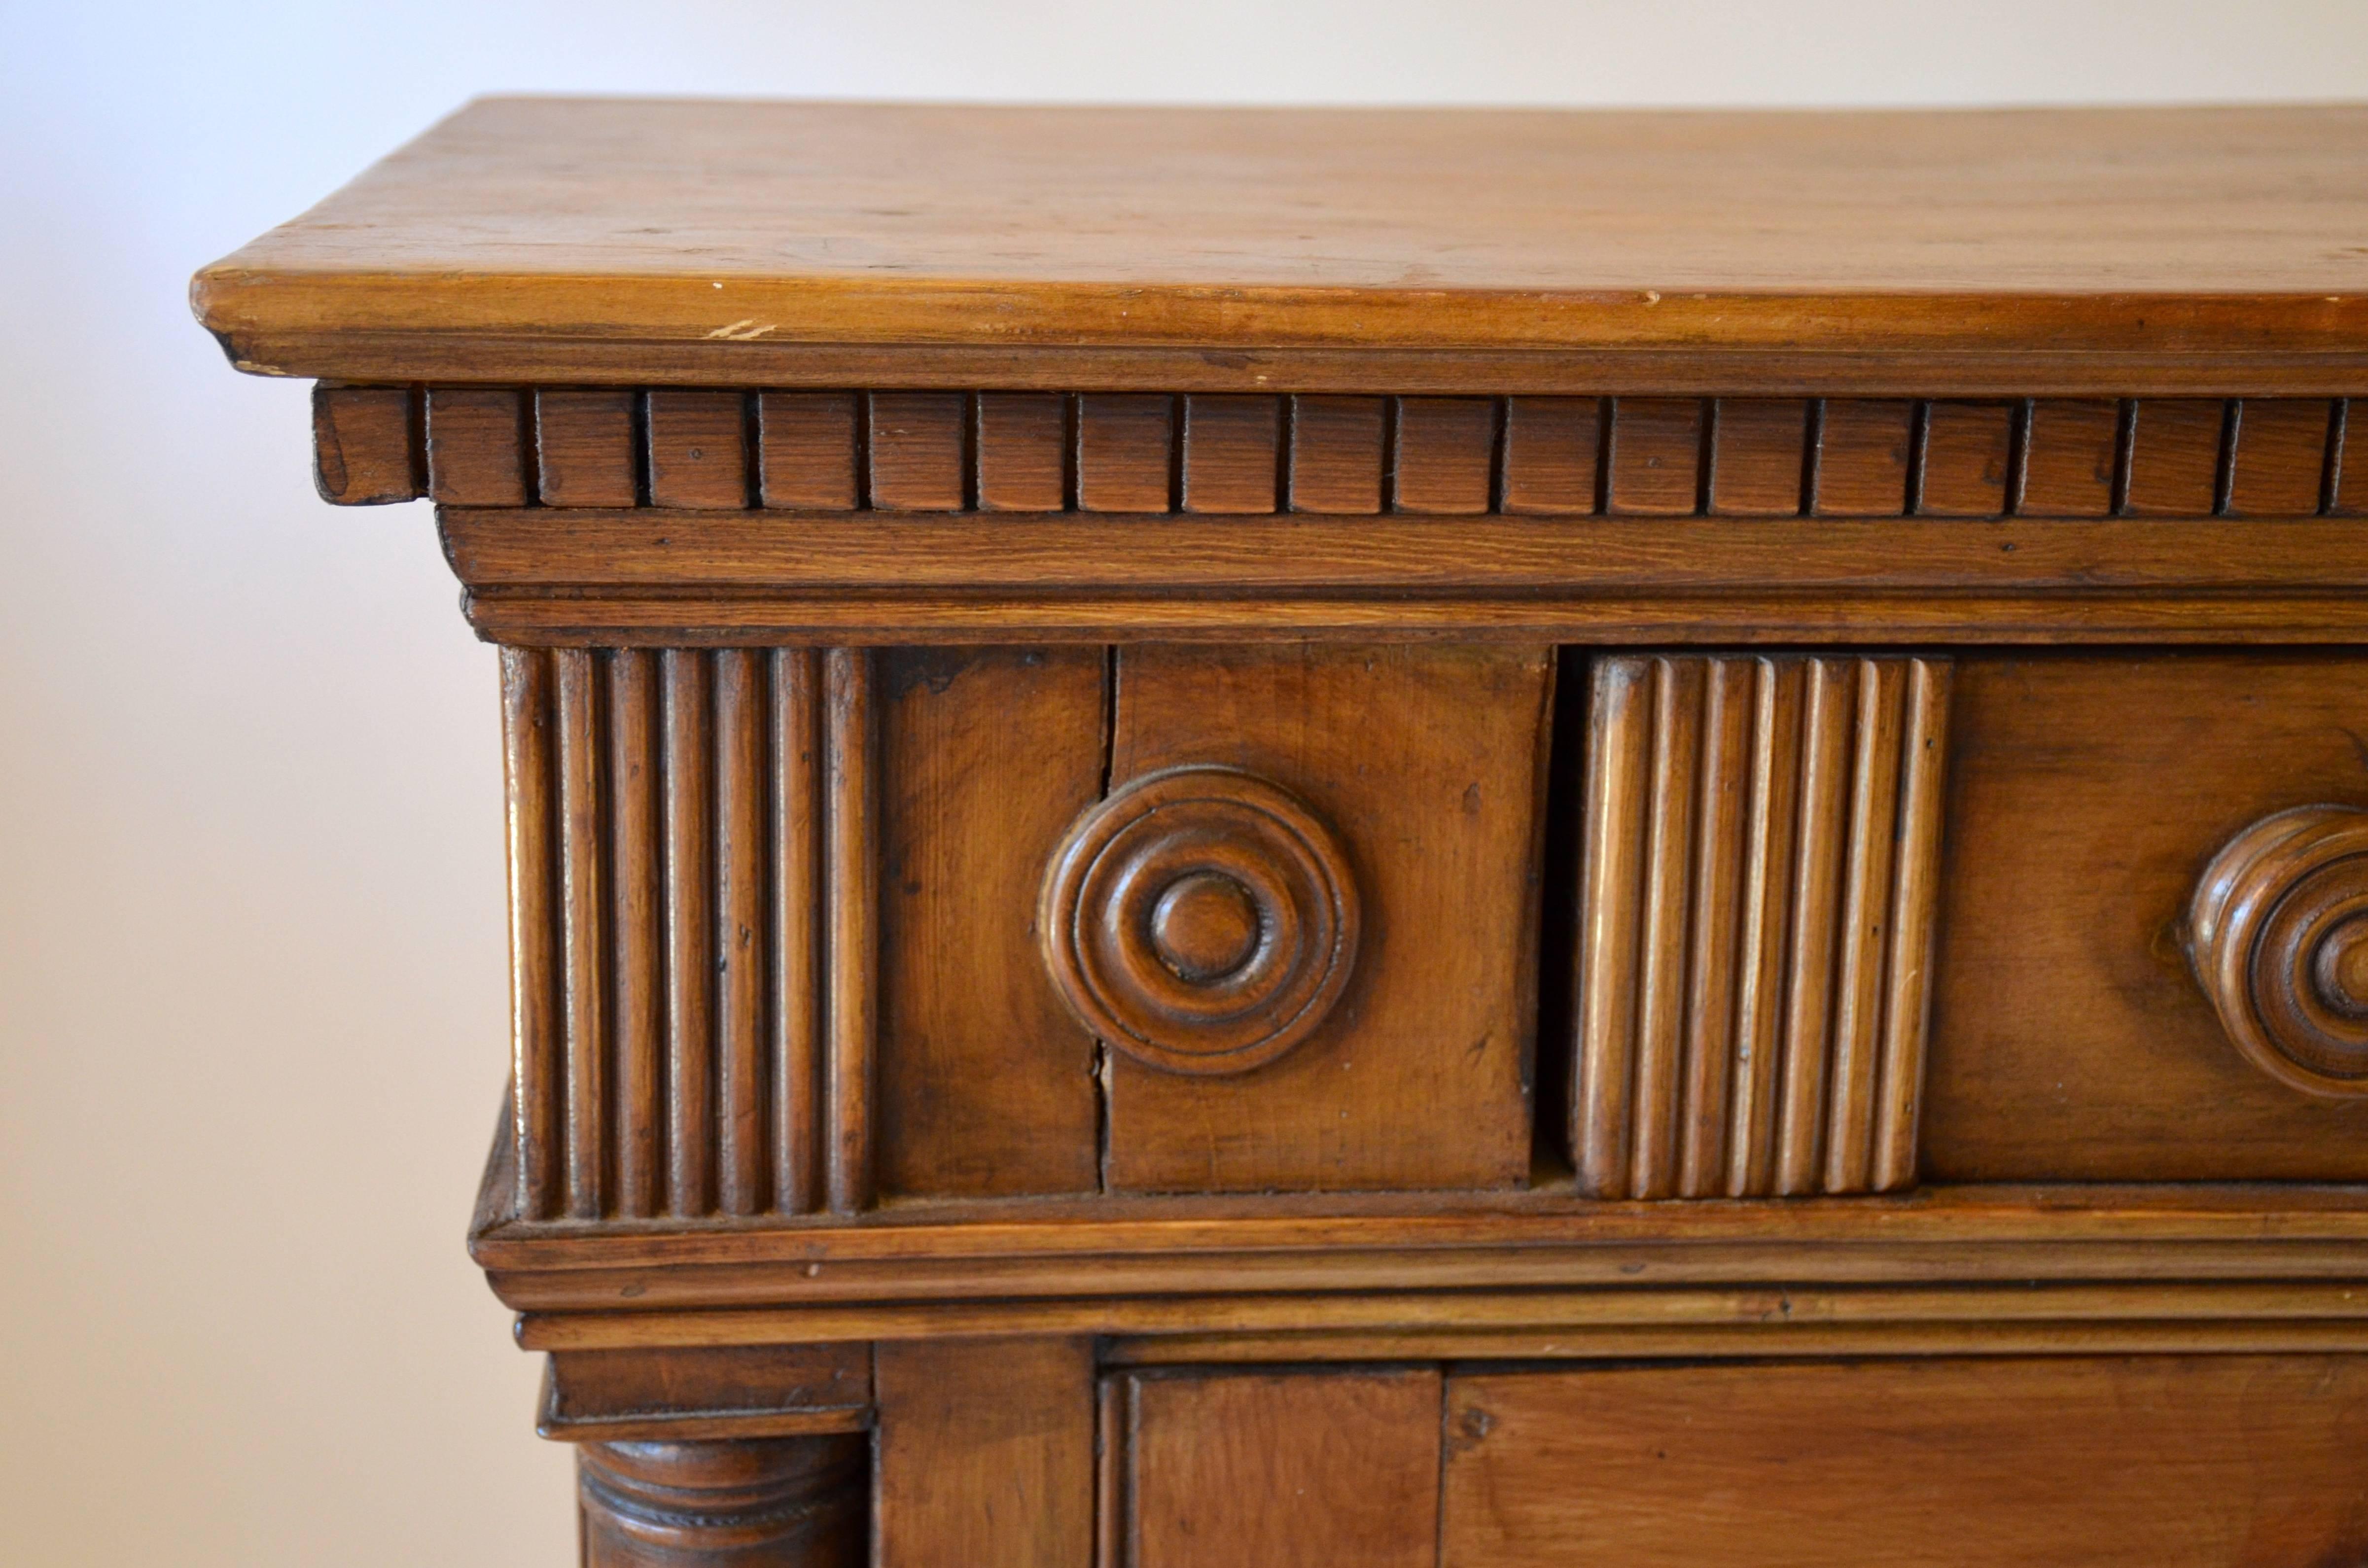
[1572,654,1953,1199]
[500,646,872,1221]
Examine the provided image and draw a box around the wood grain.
[1391,396,1495,514]
[1077,394,1173,512]
[646,389,748,509]
[426,386,529,505]
[442,510,2368,645]
[1286,395,1384,513]
[769,650,823,1216]
[1181,395,1279,514]
[2016,397,2118,516]
[1103,644,1551,1192]
[554,649,606,1220]
[312,383,419,503]
[477,1184,2368,1313]
[1810,399,1913,515]
[1499,396,1600,514]
[822,649,876,1214]
[578,1435,866,1567]
[2121,397,2227,515]
[877,649,1103,1197]
[872,1338,1093,1568]
[867,391,965,512]
[534,388,637,507]
[1926,653,2368,1181]
[542,1344,871,1442]
[609,651,663,1218]
[1707,397,1806,516]
[2225,397,2333,516]
[1117,1369,1440,1568]
[1915,400,2013,516]
[1441,1358,2368,1567]
[198,101,2368,382]
[757,391,859,510]
[1606,397,1703,515]
[974,391,1064,511]
[1571,655,1951,1198]
[500,647,561,1220]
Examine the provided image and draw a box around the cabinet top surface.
[194,97,2368,369]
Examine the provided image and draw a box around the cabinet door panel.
[1442,1357,2368,1567]
[1115,1368,1441,1568]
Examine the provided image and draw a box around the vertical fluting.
[1574,658,1652,1198]
[823,648,878,1214]
[554,649,608,1220]
[662,650,715,1217]
[772,649,824,1215]
[1824,659,1908,1193]
[501,647,562,1221]
[1677,658,1753,1196]
[607,650,662,1220]
[714,650,769,1216]
[1873,660,1954,1191]
[1630,659,1703,1198]
[1728,659,1804,1197]
[1774,659,1854,1196]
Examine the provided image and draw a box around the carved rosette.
[1039,766,1359,1076]
[2190,804,2368,1098]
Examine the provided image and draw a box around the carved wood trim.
[1570,654,1952,1198]
[499,646,876,1221]
[316,384,2355,518]
[576,1435,866,1567]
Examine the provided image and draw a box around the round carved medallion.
[1038,766,1360,1076]
[2189,803,2368,1097]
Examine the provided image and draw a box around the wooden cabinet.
[201,100,2368,1565]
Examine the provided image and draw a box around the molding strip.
[317,385,2356,518]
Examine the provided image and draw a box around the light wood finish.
[1440,1358,2368,1567]
[197,101,2368,387]
[1112,1368,1441,1568]
[872,1338,1093,1568]
[878,649,1102,1196]
[202,101,2368,1568]
[1928,654,2368,1181]
[1571,655,1951,1197]
[1102,644,1551,1192]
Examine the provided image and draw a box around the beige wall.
[6,2,2368,1562]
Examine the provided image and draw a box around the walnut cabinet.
[198,100,2368,1564]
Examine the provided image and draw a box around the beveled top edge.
[196,97,2368,376]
